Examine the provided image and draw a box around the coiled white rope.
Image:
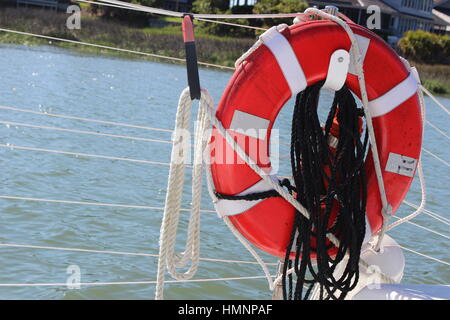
[155,88,211,300]
[154,85,317,299]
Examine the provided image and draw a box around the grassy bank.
[0,7,448,95]
[0,7,253,68]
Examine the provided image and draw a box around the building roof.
[310,0,443,22]
[433,9,450,26]
[435,0,450,16]
[435,0,450,8]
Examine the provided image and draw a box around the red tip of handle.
[182,15,195,43]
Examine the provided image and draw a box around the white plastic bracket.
[323,49,350,91]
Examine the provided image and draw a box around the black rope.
[214,82,368,300]
[282,81,369,300]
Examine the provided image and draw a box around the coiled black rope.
[282,81,369,300]
[214,82,368,300]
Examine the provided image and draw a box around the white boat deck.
[354,284,450,300]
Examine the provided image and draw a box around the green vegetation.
[0,0,308,67]
[253,0,308,27]
[191,0,308,37]
[422,79,449,95]
[0,7,254,67]
[398,30,450,65]
[397,30,450,95]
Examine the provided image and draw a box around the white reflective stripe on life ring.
[229,110,270,140]
[259,26,307,96]
[368,72,419,118]
[215,177,278,217]
[348,34,371,76]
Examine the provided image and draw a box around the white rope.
[205,99,397,288]
[0,194,212,212]
[426,120,450,140]
[422,147,450,167]
[0,143,171,166]
[313,8,393,252]
[387,166,425,232]
[155,88,212,300]
[153,87,315,298]
[420,85,450,115]
[399,245,450,266]
[0,242,277,265]
[0,120,172,144]
[0,118,288,159]
[97,0,303,19]
[0,275,272,288]
[403,201,450,225]
[204,10,399,290]
[223,216,278,290]
[0,105,173,133]
[1,194,447,239]
[77,0,267,31]
[387,86,427,231]
[278,8,388,253]
[390,217,450,240]
[0,28,234,70]
[196,18,267,31]
[0,138,439,169]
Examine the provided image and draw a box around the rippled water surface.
[0,44,448,299]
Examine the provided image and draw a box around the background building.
[305,1,448,44]
[434,0,450,33]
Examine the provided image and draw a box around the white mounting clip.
[323,49,350,91]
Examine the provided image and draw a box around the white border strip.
[348,34,370,75]
[369,72,419,118]
[215,177,277,217]
[229,110,270,140]
[259,26,307,96]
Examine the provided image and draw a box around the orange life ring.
[209,20,423,258]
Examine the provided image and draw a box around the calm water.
[0,44,448,299]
